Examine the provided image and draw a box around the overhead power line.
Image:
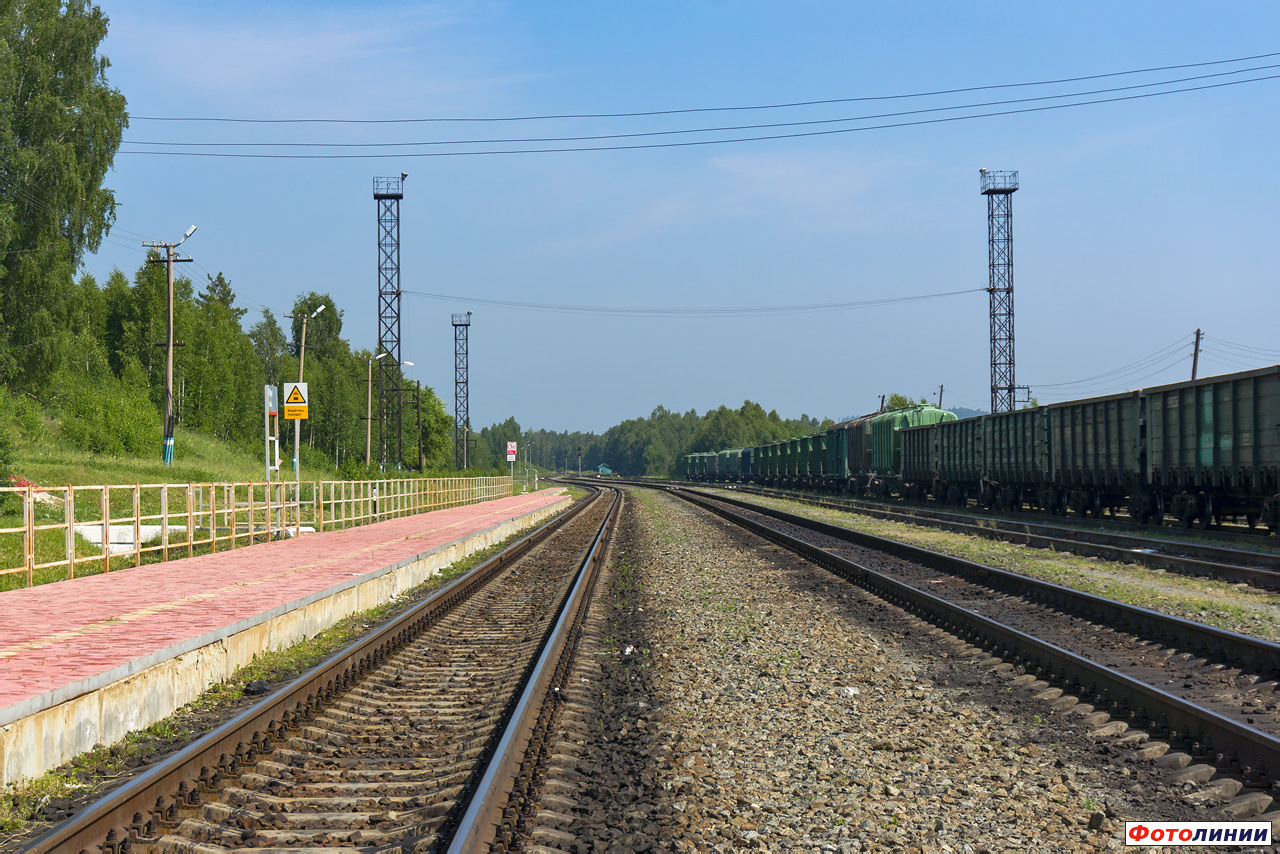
[1205,335,1280,359]
[122,63,1280,150]
[1030,334,1194,391]
[401,287,984,317]
[128,51,1280,124]
[118,73,1280,159]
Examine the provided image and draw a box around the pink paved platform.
[0,489,568,723]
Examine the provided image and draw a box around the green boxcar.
[935,416,985,493]
[797,436,812,478]
[825,415,876,481]
[684,453,701,479]
[985,406,1051,488]
[850,416,876,478]
[1046,391,1140,490]
[811,431,826,479]
[1144,366,1280,493]
[900,423,938,483]
[727,448,744,478]
[784,438,798,477]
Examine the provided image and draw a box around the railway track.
[660,486,1280,812]
[585,478,1280,591]
[705,480,1280,545]
[718,484,1280,590]
[25,487,620,854]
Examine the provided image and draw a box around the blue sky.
[83,2,1280,432]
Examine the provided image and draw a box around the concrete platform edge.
[0,494,570,785]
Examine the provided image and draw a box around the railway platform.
[0,487,571,785]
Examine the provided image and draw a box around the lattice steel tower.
[980,168,1019,413]
[452,311,472,469]
[373,175,405,465]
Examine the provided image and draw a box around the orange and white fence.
[0,476,512,588]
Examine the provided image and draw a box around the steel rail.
[447,487,620,852]
[671,487,1280,789]
[720,484,1280,577]
[679,487,1280,678]
[705,480,1279,547]
[23,488,601,854]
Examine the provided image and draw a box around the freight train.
[681,365,1280,533]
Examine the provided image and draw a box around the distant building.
[596,464,613,474]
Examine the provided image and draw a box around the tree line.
[474,403,832,478]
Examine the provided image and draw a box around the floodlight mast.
[373,175,406,467]
[980,169,1023,413]
[452,311,472,469]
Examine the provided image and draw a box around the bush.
[53,370,160,455]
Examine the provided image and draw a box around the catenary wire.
[117,73,1280,159]
[400,287,984,317]
[123,63,1280,149]
[127,51,1280,124]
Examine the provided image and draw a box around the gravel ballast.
[525,487,1248,853]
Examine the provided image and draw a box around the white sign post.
[507,441,517,480]
[264,385,278,533]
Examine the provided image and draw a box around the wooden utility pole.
[1192,328,1203,380]
[144,228,195,466]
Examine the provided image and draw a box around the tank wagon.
[680,365,1280,532]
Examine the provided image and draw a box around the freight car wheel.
[1197,492,1213,531]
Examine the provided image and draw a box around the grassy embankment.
[1,426,527,592]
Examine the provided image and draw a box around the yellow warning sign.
[283,382,308,420]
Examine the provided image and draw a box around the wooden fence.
[0,476,512,589]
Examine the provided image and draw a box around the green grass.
[14,428,283,488]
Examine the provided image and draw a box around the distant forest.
[474,403,831,478]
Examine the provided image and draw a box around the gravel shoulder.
[528,487,1248,853]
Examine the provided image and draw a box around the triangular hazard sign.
[286,386,306,405]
